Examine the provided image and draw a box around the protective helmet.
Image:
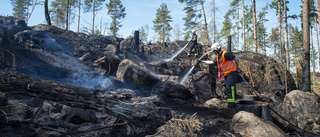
[211,43,221,51]
[192,29,196,33]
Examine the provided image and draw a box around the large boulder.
[185,71,219,103]
[116,59,160,90]
[120,37,142,53]
[234,51,296,102]
[94,51,121,76]
[275,90,320,133]
[0,16,29,36]
[231,111,286,137]
[154,80,194,100]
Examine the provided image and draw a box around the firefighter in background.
[199,43,240,109]
[188,30,198,56]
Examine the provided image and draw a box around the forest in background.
[8,0,320,93]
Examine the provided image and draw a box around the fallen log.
[0,70,172,136]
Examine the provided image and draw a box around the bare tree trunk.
[315,15,320,69]
[302,0,310,92]
[44,0,51,26]
[237,1,240,51]
[26,0,30,24]
[113,6,117,37]
[284,0,288,94]
[199,0,210,45]
[311,26,316,84]
[317,0,320,67]
[253,0,257,52]
[78,0,81,32]
[100,16,103,35]
[66,0,69,30]
[284,0,289,68]
[213,0,216,43]
[278,0,283,62]
[92,0,96,34]
[242,0,245,50]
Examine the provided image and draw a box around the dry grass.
[153,113,203,137]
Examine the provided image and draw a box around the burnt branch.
[0,70,171,136]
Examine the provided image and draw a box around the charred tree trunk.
[44,0,51,26]
[66,0,69,30]
[302,0,310,92]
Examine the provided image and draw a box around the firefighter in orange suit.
[199,43,240,109]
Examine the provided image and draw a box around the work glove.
[237,69,240,73]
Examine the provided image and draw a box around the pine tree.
[289,25,303,58]
[257,5,269,54]
[11,0,32,20]
[51,0,67,28]
[178,0,202,40]
[84,0,105,34]
[302,0,310,92]
[242,5,254,51]
[269,27,280,58]
[153,3,173,43]
[179,0,209,44]
[173,23,182,41]
[138,25,149,44]
[106,0,126,37]
[217,10,233,47]
[50,0,77,29]
[229,0,241,50]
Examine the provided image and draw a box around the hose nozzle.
[194,62,198,66]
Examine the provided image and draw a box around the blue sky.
[0,0,303,44]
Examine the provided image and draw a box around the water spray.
[179,50,213,84]
[164,41,190,62]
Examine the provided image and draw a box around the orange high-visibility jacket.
[217,51,237,76]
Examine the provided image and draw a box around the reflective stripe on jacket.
[216,51,237,76]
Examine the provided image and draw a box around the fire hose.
[238,73,320,136]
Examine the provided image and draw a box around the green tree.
[269,27,280,58]
[153,3,173,43]
[289,25,302,62]
[229,0,241,50]
[257,5,269,54]
[178,0,202,40]
[106,0,126,37]
[50,0,77,29]
[84,0,105,34]
[51,0,67,28]
[138,25,149,44]
[173,23,182,41]
[11,0,32,20]
[217,10,234,47]
[242,5,254,51]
